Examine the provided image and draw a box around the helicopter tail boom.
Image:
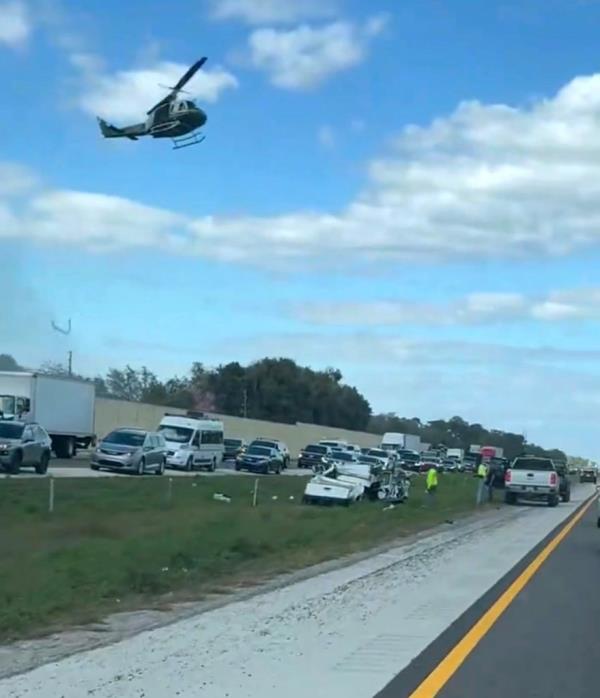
[97,117,146,140]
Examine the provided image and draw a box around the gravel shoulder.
[1,489,592,697]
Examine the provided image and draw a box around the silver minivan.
[91,428,167,475]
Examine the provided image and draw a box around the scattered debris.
[213,493,231,503]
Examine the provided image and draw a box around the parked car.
[235,445,283,474]
[554,462,571,502]
[250,438,291,468]
[504,457,560,506]
[367,448,396,466]
[0,420,52,474]
[580,465,597,484]
[298,443,331,469]
[223,437,247,461]
[330,450,359,465]
[91,428,166,475]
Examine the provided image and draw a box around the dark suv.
[0,420,52,474]
[298,443,331,469]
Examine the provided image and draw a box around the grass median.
[0,472,485,641]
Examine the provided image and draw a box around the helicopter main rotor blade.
[147,57,208,116]
[173,57,207,92]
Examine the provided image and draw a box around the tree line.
[0,353,568,460]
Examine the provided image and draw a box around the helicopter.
[97,58,208,150]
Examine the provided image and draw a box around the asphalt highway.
[378,494,599,698]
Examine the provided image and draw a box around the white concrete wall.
[95,398,381,457]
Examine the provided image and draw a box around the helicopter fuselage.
[147,99,207,139]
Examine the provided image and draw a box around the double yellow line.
[409,495,597,697]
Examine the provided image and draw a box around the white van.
[158,412,224,472]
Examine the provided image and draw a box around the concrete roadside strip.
[1,486,595,698]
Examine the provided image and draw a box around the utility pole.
[68,351,73,376]
[51,319,73,376]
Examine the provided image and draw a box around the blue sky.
[3,0,600,458]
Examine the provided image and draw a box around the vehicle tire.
[275,462,282,475]
[262,463,269,475]
[91,464,99,471]
[504,491,517,505]
[561,490,571,503]
[35,451,50,475]
[548,494,559,507]
[209,458,216,473]
[235,464,242,471]
[9,450,22,475]
[156,459,165,476]
[597,516,600,529]
[284,456,290,470]
[185,456,193,472]
[137,458,145,476]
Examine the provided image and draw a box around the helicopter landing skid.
[172,132,205,150]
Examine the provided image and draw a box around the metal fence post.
[252,478,259,507]
[48,476,55,514]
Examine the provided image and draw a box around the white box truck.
[0,372,96,458]
[381,432,421,452]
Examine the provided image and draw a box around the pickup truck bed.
[504,457,560,507]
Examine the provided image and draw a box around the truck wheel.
[548,495,559,507]
[54,437,76,459]
[597,517,600,529]
[561,491,571,503]
[35,451,50,475]
[209,458,216,472]
[504,492,517,505]
[185,457,193,472]
[9,451,22,475]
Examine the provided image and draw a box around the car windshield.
[359,456,380,465]
[247,446,271,456]
[320,442,344,448]
[0,422,24,439]
[304,445,326,454]
[512,458,555,471]
[103,430,145,446]
[158,426,193,444]
[224,438,242,447]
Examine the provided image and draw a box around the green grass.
[0,473,482,641]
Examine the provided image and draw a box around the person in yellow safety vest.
[426,464,438,504]
[476,460,488,505]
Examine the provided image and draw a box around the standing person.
[426,464,438,505]
[486,460,497,502]
[476,460,488,505]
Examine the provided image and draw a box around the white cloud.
[0,0,30,48]
[295,288,600,327]
[9,71,600,267]
[210,0,339,24]
[248,15,387,90]
[74,58,238,122]
[317,124,336,148]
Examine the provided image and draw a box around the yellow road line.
[409,495,597,697]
